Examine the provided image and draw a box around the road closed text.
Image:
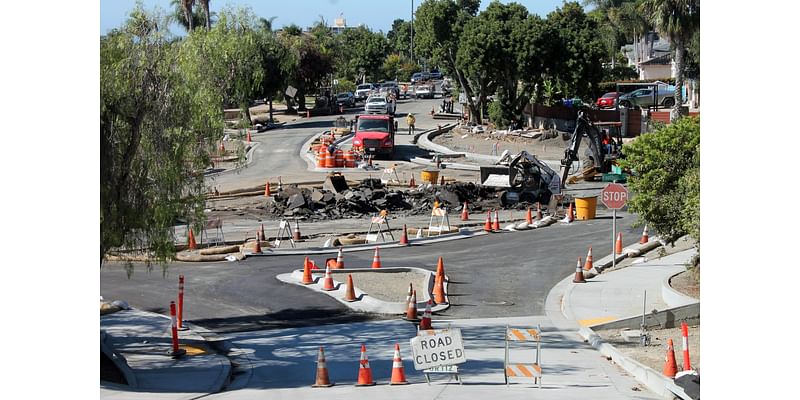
[410,329,467,370]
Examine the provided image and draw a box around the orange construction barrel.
[335,149,344,168]
[316,145,326,168]
[575,196,598,220]
[344,150,355,168]
[325,150,336,168]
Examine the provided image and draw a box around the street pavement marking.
[578,316,617,327]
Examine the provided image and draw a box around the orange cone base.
[573,272,586,283]
[390,381,409,385]
[356,382,376,387]
[312,382,334,388]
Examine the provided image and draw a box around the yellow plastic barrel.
[420,169,439,184]
[575,196,597,220]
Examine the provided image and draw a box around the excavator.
[559,110,625,186]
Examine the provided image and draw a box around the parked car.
[335,92,356,108]
[429,70,443,80]
[364,95,396,115]
[411,72,431,84]
[595,92,620,109]
[414,84,434,99]
[355,84,374,101]
[618,87,676,108]
[380,81,401,99]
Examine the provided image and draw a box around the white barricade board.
[410,328,466,371]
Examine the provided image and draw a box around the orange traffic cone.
[400,224,409,246]
[253,233,262,254]
[536,202,543,220]
[335,247,345,269]
[371,246,382,269]
[663,338,678,378]
[302,257,314,284]
[344,274,357,302]
[259,223,266,242]
[404,283,413,307]
[293,220,302,241]
[433,274,446,305]
[356,344,376,386]
[389,344,409,385]
[311,346,334,387]
[246,129,252,143]
[615,232,623,254]
[640,225,649,244]
[584,247,593,271]
[409,175,416,188]
[483,211,492,232]
[461,202,469,221]
[188,228,197,250]
[404,289,419,321]
[492,210,500,231]
[566,202,574,222]
[419,300,433,330]
[321,264,335,291]
[525,207,533,224]
[573,257,586,283]
[219,141,226,154]
[264,181,271,197]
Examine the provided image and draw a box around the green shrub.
[487,100,508,128]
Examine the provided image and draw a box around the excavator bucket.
[323,172,349,193]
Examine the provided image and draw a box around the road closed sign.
[410,329,467,370]
[601,183,628,210]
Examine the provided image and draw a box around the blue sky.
[101,0,579,35]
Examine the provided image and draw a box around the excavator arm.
[560,111,606,186]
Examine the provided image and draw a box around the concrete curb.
[204,140,260,179]
[276,266,450,314]
[578,326,675,398]
[662,272,699,308]
[244,228,487,256]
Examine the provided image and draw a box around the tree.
[639,0,699,121]
[387,19,414,58]
[181,0,194,31]
[254,23,292,123]
[335,26,389,83]
[542,2,606,101]
[179,7,264,124]
[415,0,479,122]
[101,6,220,267]
[617,116,699,245]
[198,0,211,30]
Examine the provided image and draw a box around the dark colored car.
[430,70,443,80]
[336,92,356,108]
[596,92,621,109]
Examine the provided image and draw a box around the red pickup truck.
[351,114,398,159]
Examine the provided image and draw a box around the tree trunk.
[269,98,274,123]
[448,50,480,124]
[672,38,686,122]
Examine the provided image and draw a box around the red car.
[596,92,621,109]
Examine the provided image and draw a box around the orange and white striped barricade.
[200,217,225,246]
[504,325,542,388]
[427,207,451,237]
[365,210,394,243]
[380,164,401,184]
[273,219,296,248]
[413,328,464,385]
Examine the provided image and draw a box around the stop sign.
[601,183,628,209]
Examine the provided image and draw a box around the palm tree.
[181,0,195,31]
[639,0,699,121]
[198,0,211,31]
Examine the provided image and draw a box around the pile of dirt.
[595,325,700,373]
[433,125,572,160]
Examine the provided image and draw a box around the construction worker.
[406,113,416,135]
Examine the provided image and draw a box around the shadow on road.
[190,308,393,334]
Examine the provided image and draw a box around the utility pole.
[411,0,414,64]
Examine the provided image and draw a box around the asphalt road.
[100,210,640,333]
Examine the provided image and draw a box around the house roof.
[640,53,672,66]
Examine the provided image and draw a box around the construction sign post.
[410,328,466,371]
[601,183,628,269]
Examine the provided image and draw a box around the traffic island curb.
[276,267,449,315]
